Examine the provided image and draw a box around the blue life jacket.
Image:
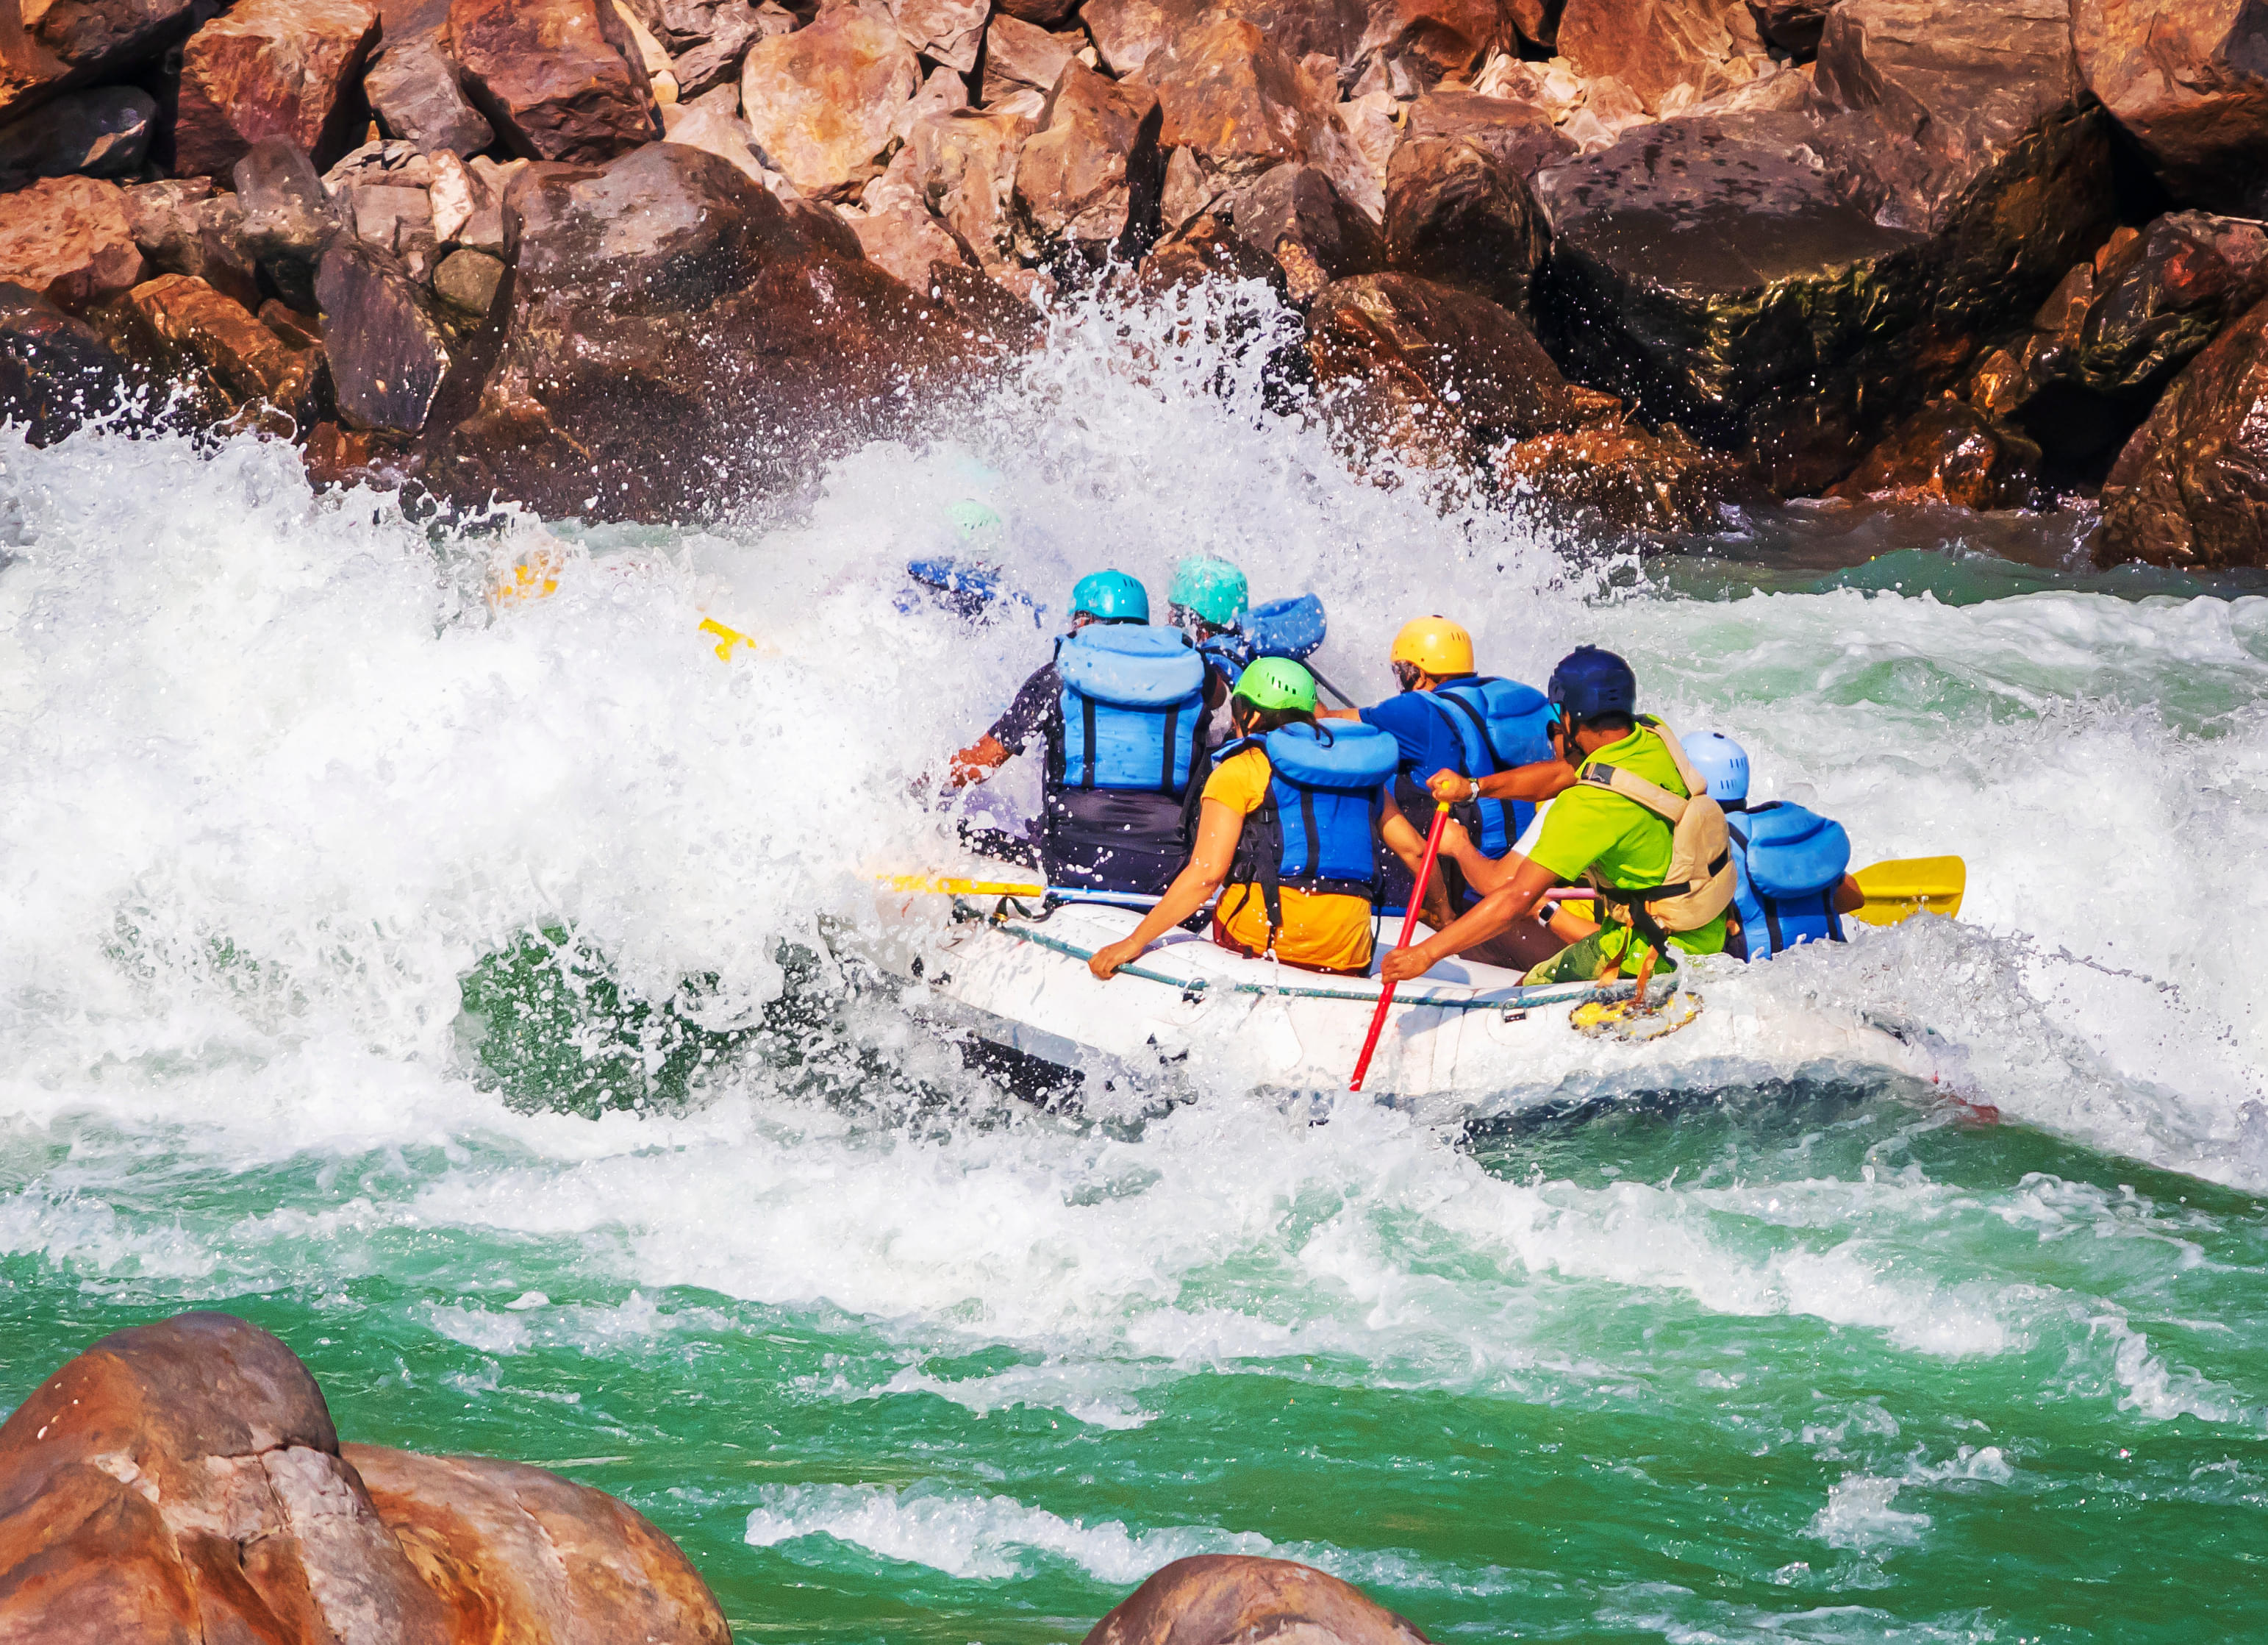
[1426,677,1556,856]
[1217,721,1398,935]
[1727,802,1851,959]
[1051,625,1208,796]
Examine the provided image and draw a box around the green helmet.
[948,499,1003,543]
[1070,568,1150,623]
[1168,555,1249,628]
[1232,656,1316,714]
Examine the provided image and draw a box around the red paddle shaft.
[1351,802,1451,1093]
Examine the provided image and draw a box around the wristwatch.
[1467,777,1481,802]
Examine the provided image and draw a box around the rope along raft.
[954,898,1670,1013]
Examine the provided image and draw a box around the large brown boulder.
[984,13,1083,104]
[1534,113,1931,490]
[1229,160,1385,304]
[0,281,140,443]
[0,1312,729,1645]
[1831,395,2039,508]
[345,1448,731,1645]
[1383,134,1545,314]
[1084,1555,1432,1645]
[1502,421,1764,532]
[365,35,498,157]
[1403,88,1575,181]
[906,105,1036,272]
[1556,0,1762,112]
[426,141,990,519]
[171,0,383,178]
[2097,292,2268,568]
[1810,0,2114,321]
[316,235,455,433]
[1306,271,1617,469]
[1353,0,1511,86]
[122,179,261,308]
[121,271,329,424]
[0,0,196,123]
[2074,0,2268,211]
[1014,63,1166,263]
[0,1313,451,1645]
[1145,16,1338,182]
[453,0,662,163]
[740,4,920,198]
[235,138,345,308]
[0,175,148,313]
[891,0,990,71]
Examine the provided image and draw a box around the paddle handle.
[1351,802,1451,1093]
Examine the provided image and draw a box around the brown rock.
[122,178,260,308]
[1014,62,1165,262]
[1147,16,1334,180]
[1084,1555,1432,1645]
[1081,0,1173,75]
[315,236,454,433]
[848,204,969,284]
[663,91,783,186]
[1403,88,1573,179]
[122,272,328,421]
[891,0,990,71]
[434,246,507,315]
[1534,113,1931,489]
[0,85,157,178]
[0,281,140,444]
[171,0,382,177]
[1831,395,2039,508]
[1306,271,1615,467]
[740,4,920,197]
[1229,160,1384,303]
[984,13,1082,102]
[2074,0,2268,211]
[1810,0,2111,317]
[235,138,345,307]
[344,1446,730,1645]
[2097,292,2268,567]
[0,0,196,124]
[0,175,146,313]
[427,141,987,519]
[1503,422,1763,532]
[1556,0,1753,112]
[1002,0,1081,21]
[1383,134,1545,313]
[453,0,662,163]
[365,35,498,156]
[925,257,1045,341]
[0,1313,452,1645]
[1749,0,1828,56]
[1353,0,1509,86]
[908,105,1034,270]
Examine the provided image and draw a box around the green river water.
[3,293,2265,1641]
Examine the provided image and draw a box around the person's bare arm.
[948,733,1012,788]
[1427,757,1578,807]
[1089,800,1240,978]
[1834,873,1865,916]
[1380,854,1562,983]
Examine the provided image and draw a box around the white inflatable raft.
[872,881,1968,1113]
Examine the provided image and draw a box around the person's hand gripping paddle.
[1350,802,1452,1093]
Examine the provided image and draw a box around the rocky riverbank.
[1,0,2265,564]
[0,1312,1425,1644]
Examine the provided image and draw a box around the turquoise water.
[4,290,2266,1641]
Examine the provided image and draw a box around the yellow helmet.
[1389,615,1473,677]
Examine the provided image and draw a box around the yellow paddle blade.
[701,615,775,660]
[877,874,1048,899]
[1850,856,1966,927]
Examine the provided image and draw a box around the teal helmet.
[1169,556,1249,629]
[1070,568,1149,624]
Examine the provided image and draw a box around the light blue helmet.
[1070,568,1149,623]
[1686,732,1750,806]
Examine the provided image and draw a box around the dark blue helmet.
[1547,646,1637,728]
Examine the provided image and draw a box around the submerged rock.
[1831,396,2039,510]
[0,281,140,444]
[1084,1555,1434,1645]
[120,271,330,426]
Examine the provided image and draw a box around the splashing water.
[3,285,2265,1643]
